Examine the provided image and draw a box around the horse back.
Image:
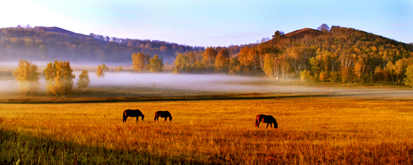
[156,111,171,117]
[124,109,143,117]
[262,115,275,123]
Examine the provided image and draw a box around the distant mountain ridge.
[0,26,205,63]
[33,26,88,38]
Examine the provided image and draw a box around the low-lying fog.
[1,61,413,99]
[0,72,324,94]
[87,72,323,93]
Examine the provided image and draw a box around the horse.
[123,109,144,122]
[255,114,278,128]
[154,111,172,121]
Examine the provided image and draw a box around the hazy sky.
[1,0,412,47]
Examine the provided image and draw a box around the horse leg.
[136,117,138,122]
[154,116,157,121]
[164,117,167,121]
[123,116,127,122]
[266,123,270,128]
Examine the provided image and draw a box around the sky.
[1,0,412,47]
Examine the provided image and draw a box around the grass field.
[1,97,413,164]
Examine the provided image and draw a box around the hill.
[0,26,204,63]
[33,26,88,39]
[284,28,322,38]
[170,25,413,85]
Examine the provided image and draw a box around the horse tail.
[123,110,127,122]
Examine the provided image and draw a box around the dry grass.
[1,97,413,164]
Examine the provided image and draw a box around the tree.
[374,66,384,82]
[272,31,284,39]
[149,54,164,73]
[214,48,230,73]
[263,54,274,76]
[132,52,146,72]
[77,70,90,93]
[100,64,109,71]
[43,61,75,96]
[12,60,40,95]
[317,24,330,32]
[96,65,105,78]
[404,65,413,88]
[202,47,217,67]
[114,66,123,72]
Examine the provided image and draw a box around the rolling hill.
[0,26,204,63]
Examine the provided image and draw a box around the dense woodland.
[0,26,205,62]
[173,25,413,84]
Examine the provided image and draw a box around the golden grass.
[1,97,413,164]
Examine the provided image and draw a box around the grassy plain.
[1,97,413,164]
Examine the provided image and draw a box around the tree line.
[172,24,413,87]
[12,51,165,95]
[0,26,203,62]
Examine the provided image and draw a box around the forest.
[0,26,204,63]
[172,25,413,84]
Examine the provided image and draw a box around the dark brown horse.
[154,111,172,121]
[123,109,144,122]
[255,114,278,128]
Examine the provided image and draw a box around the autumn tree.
[374,66,384,82]
[202,47,217,69]
[263,54,274,76]
[404,64,413,88]
[229,58,241,75]
[114,66,123,72]
[317,24,330,32]
[12,60,40,95]
[149,54,164,73]
[214,48,230,73]
[132,52,147,72]
[77,70,90,93]
[43,61,75,96]
[100,63,109,71]
[96,65,105,78]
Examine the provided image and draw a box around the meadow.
[1,97,413,164]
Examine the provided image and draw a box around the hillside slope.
[0,27,204,63]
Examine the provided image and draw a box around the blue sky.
[1,0,412,47]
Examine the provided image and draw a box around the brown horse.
[123,109,144,122]
[154,111,172,121]
[255,114,278,128]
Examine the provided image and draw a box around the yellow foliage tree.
[202,47,217,67]
[263,54,274,76]
[214,49,230,73]
[404,64,413,88]
[149,54,164,73]
[96,65,105,78]
[12,60,40,95]
[132,52,148,72]
[114,66,123,72]
[77,70,90,93]
[43,61,75,96]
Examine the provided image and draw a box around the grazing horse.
[154,111,172,121]
[123,109,144,122]
[255,114,278,128]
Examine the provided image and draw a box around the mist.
[83,72,329,94]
